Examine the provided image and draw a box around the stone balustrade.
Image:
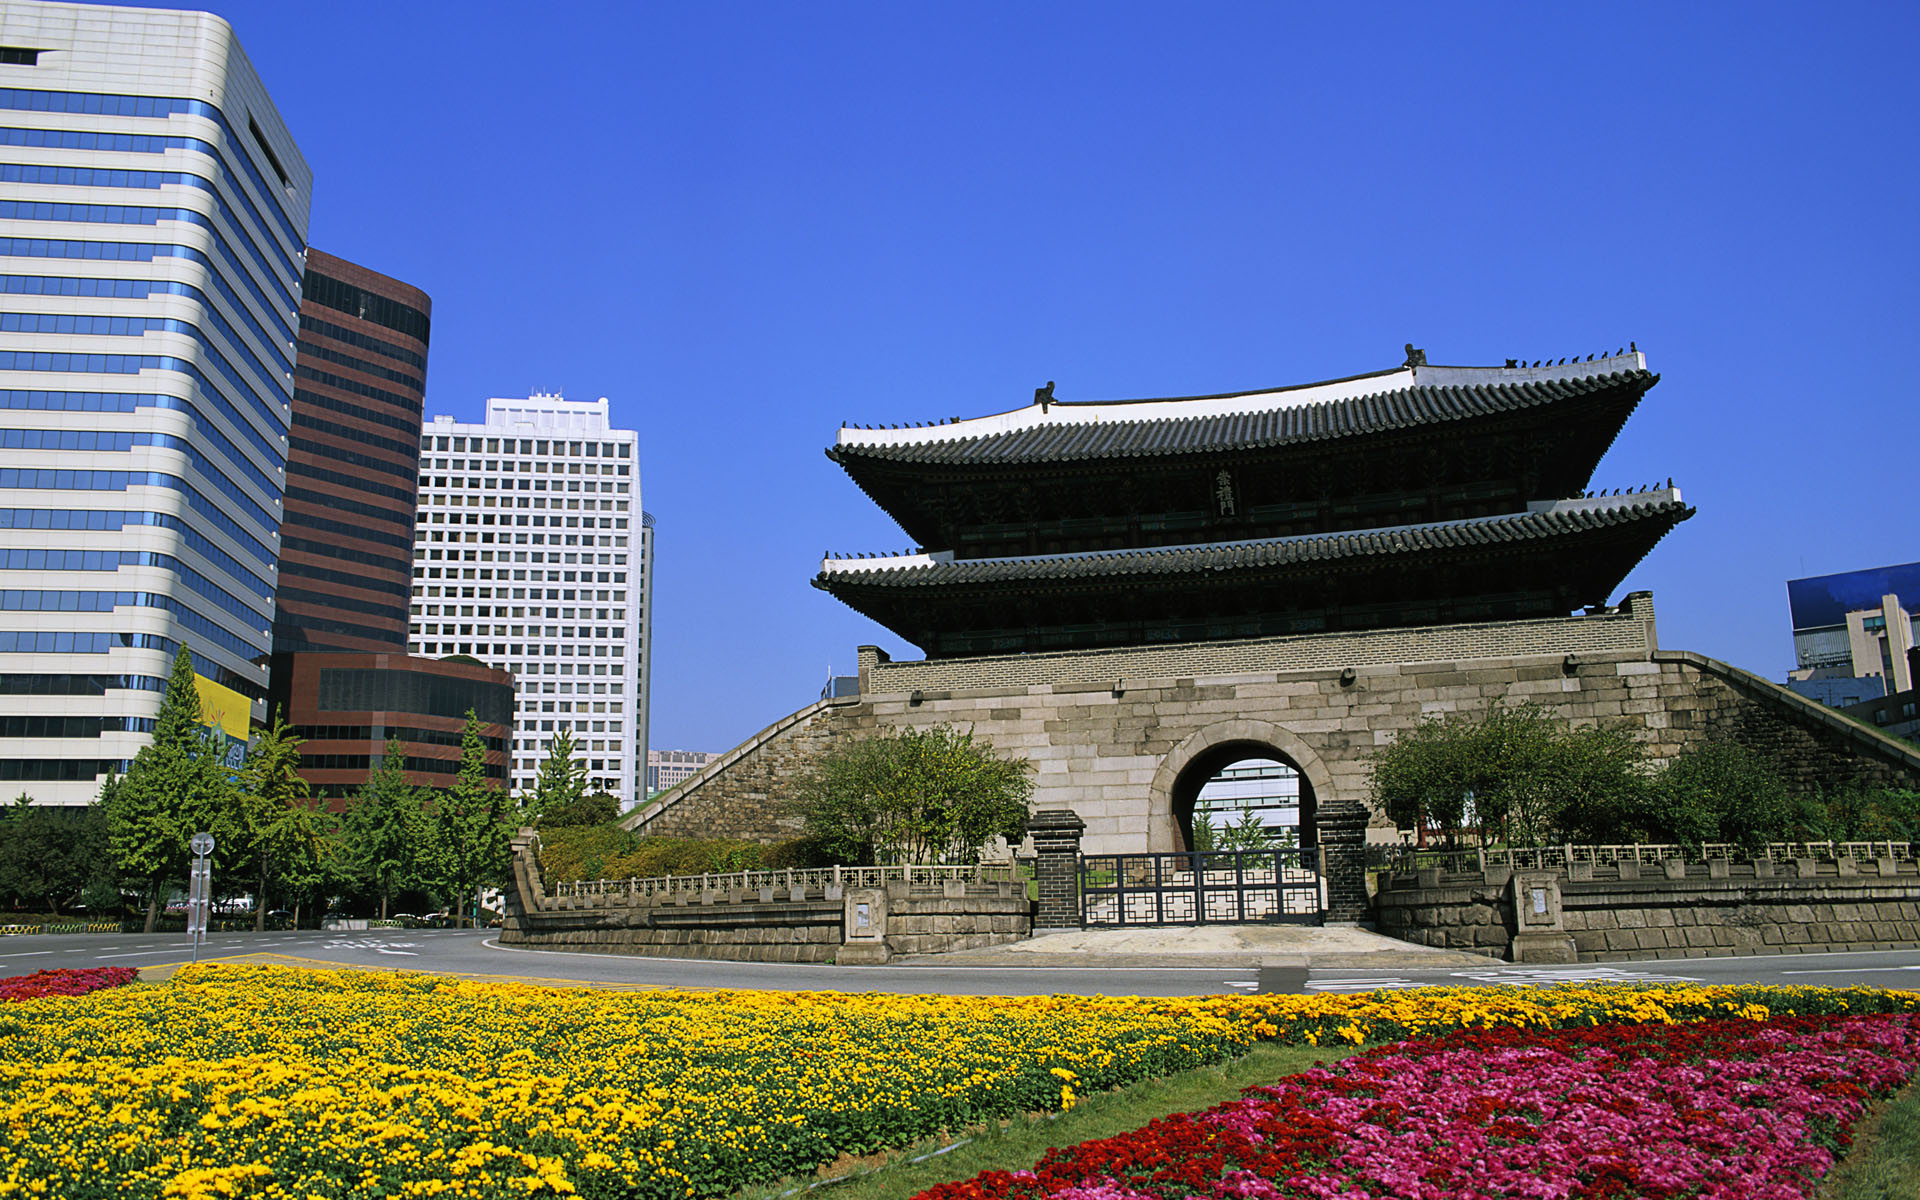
[501,831,1030,964]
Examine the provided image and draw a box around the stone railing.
[545,862,1019,904]
[1368,841,1917,876]
[502,832,1030,964]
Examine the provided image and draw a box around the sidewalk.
[901,925,1496,969]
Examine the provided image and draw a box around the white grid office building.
[0,4,309,804]
[411,394,652,805]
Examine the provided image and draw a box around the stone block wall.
[1650,651,1920,791]
[505,893,847,962]
[881,881,1032,956]
[1376,856,1920,961]
[623,698,852,843]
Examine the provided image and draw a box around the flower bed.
[0,965,135,1002]
[919,1014,1920,1200]
[0,965,1915,1199]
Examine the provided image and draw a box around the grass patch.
[1822,1077,1920,1200]
[727,1040,1364,1200]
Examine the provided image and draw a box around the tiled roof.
[829,369,1655,468]
[816,492,1690,588]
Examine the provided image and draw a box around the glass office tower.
[0,3,310,803]
[412,395,650,807]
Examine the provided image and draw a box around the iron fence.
[1081,848,1322,927]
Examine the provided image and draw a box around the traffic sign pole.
[188,832,215,963]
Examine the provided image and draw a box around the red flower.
[0,966,137,1002]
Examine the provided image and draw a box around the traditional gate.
[1080,847,1323,926]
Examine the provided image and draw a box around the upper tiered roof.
[830,351,1652,467]
[816,348,1686,657]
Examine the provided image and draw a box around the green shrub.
[536,792,621,830]
[535,828,810,883]
[1649,740,1792,851]
[1371,704,1650,847]
[1792,785,1920,842]
[797,724,1033,866]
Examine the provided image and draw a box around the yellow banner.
[192,674,252,742]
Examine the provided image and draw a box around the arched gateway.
[1151,720,1328,853]
[628,352,1920,925]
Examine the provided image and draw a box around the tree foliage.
[534,830,797,883]
[1650,740,1793,851]
[423,711,513,926]
[106,646,238,931]
[524,729,589,827]
[797,725,1033,866]
[0,795,113,913]
[238,716,338,928]
[1191,793,1285,852]
[341,737,424,921]
[1792,785,1920,842]
[1370,705,1801,849]
[537,791,621,830]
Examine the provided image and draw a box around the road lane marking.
[0,950,52,958]
[1780,965,1920,975]
[1308,978,1421,991]
[1451,967,1702,986]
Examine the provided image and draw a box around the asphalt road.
[1306,950,1920,994]
[7,929,1920,997]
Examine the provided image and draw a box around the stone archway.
[1147,720,1337,853]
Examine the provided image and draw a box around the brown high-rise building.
[269,250,511,799]
[274,248,430,654]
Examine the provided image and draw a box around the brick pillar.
[1317,803,1370,924]
[1027,809,1086,932]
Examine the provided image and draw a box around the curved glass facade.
[0,4,309,804]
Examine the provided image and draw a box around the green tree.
[1370,714,1479,846]
[536,790,621,830]
[1469,707,1651,847]
[239,716,334,930]
[0,793,110,914]
[1203,793,1281,853]
[269,795,338,929]
[798,725,1033,866]
[1793,785,1920,842]
[341,737,424,920]
[525,730,588,826]
[106,646,238,932]
[1371,704,1651,847]
[425,710,513,927]
[1648,740,1792,851]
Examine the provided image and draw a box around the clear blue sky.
[150,1,1920,753]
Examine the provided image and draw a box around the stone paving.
[902,924,1493,969]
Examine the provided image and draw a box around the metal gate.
[1080,848,1323,926]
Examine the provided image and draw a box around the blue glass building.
[0,3,309,803]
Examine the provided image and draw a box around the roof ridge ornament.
[1403,344,1427,368]
[1035,380,1056,413]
